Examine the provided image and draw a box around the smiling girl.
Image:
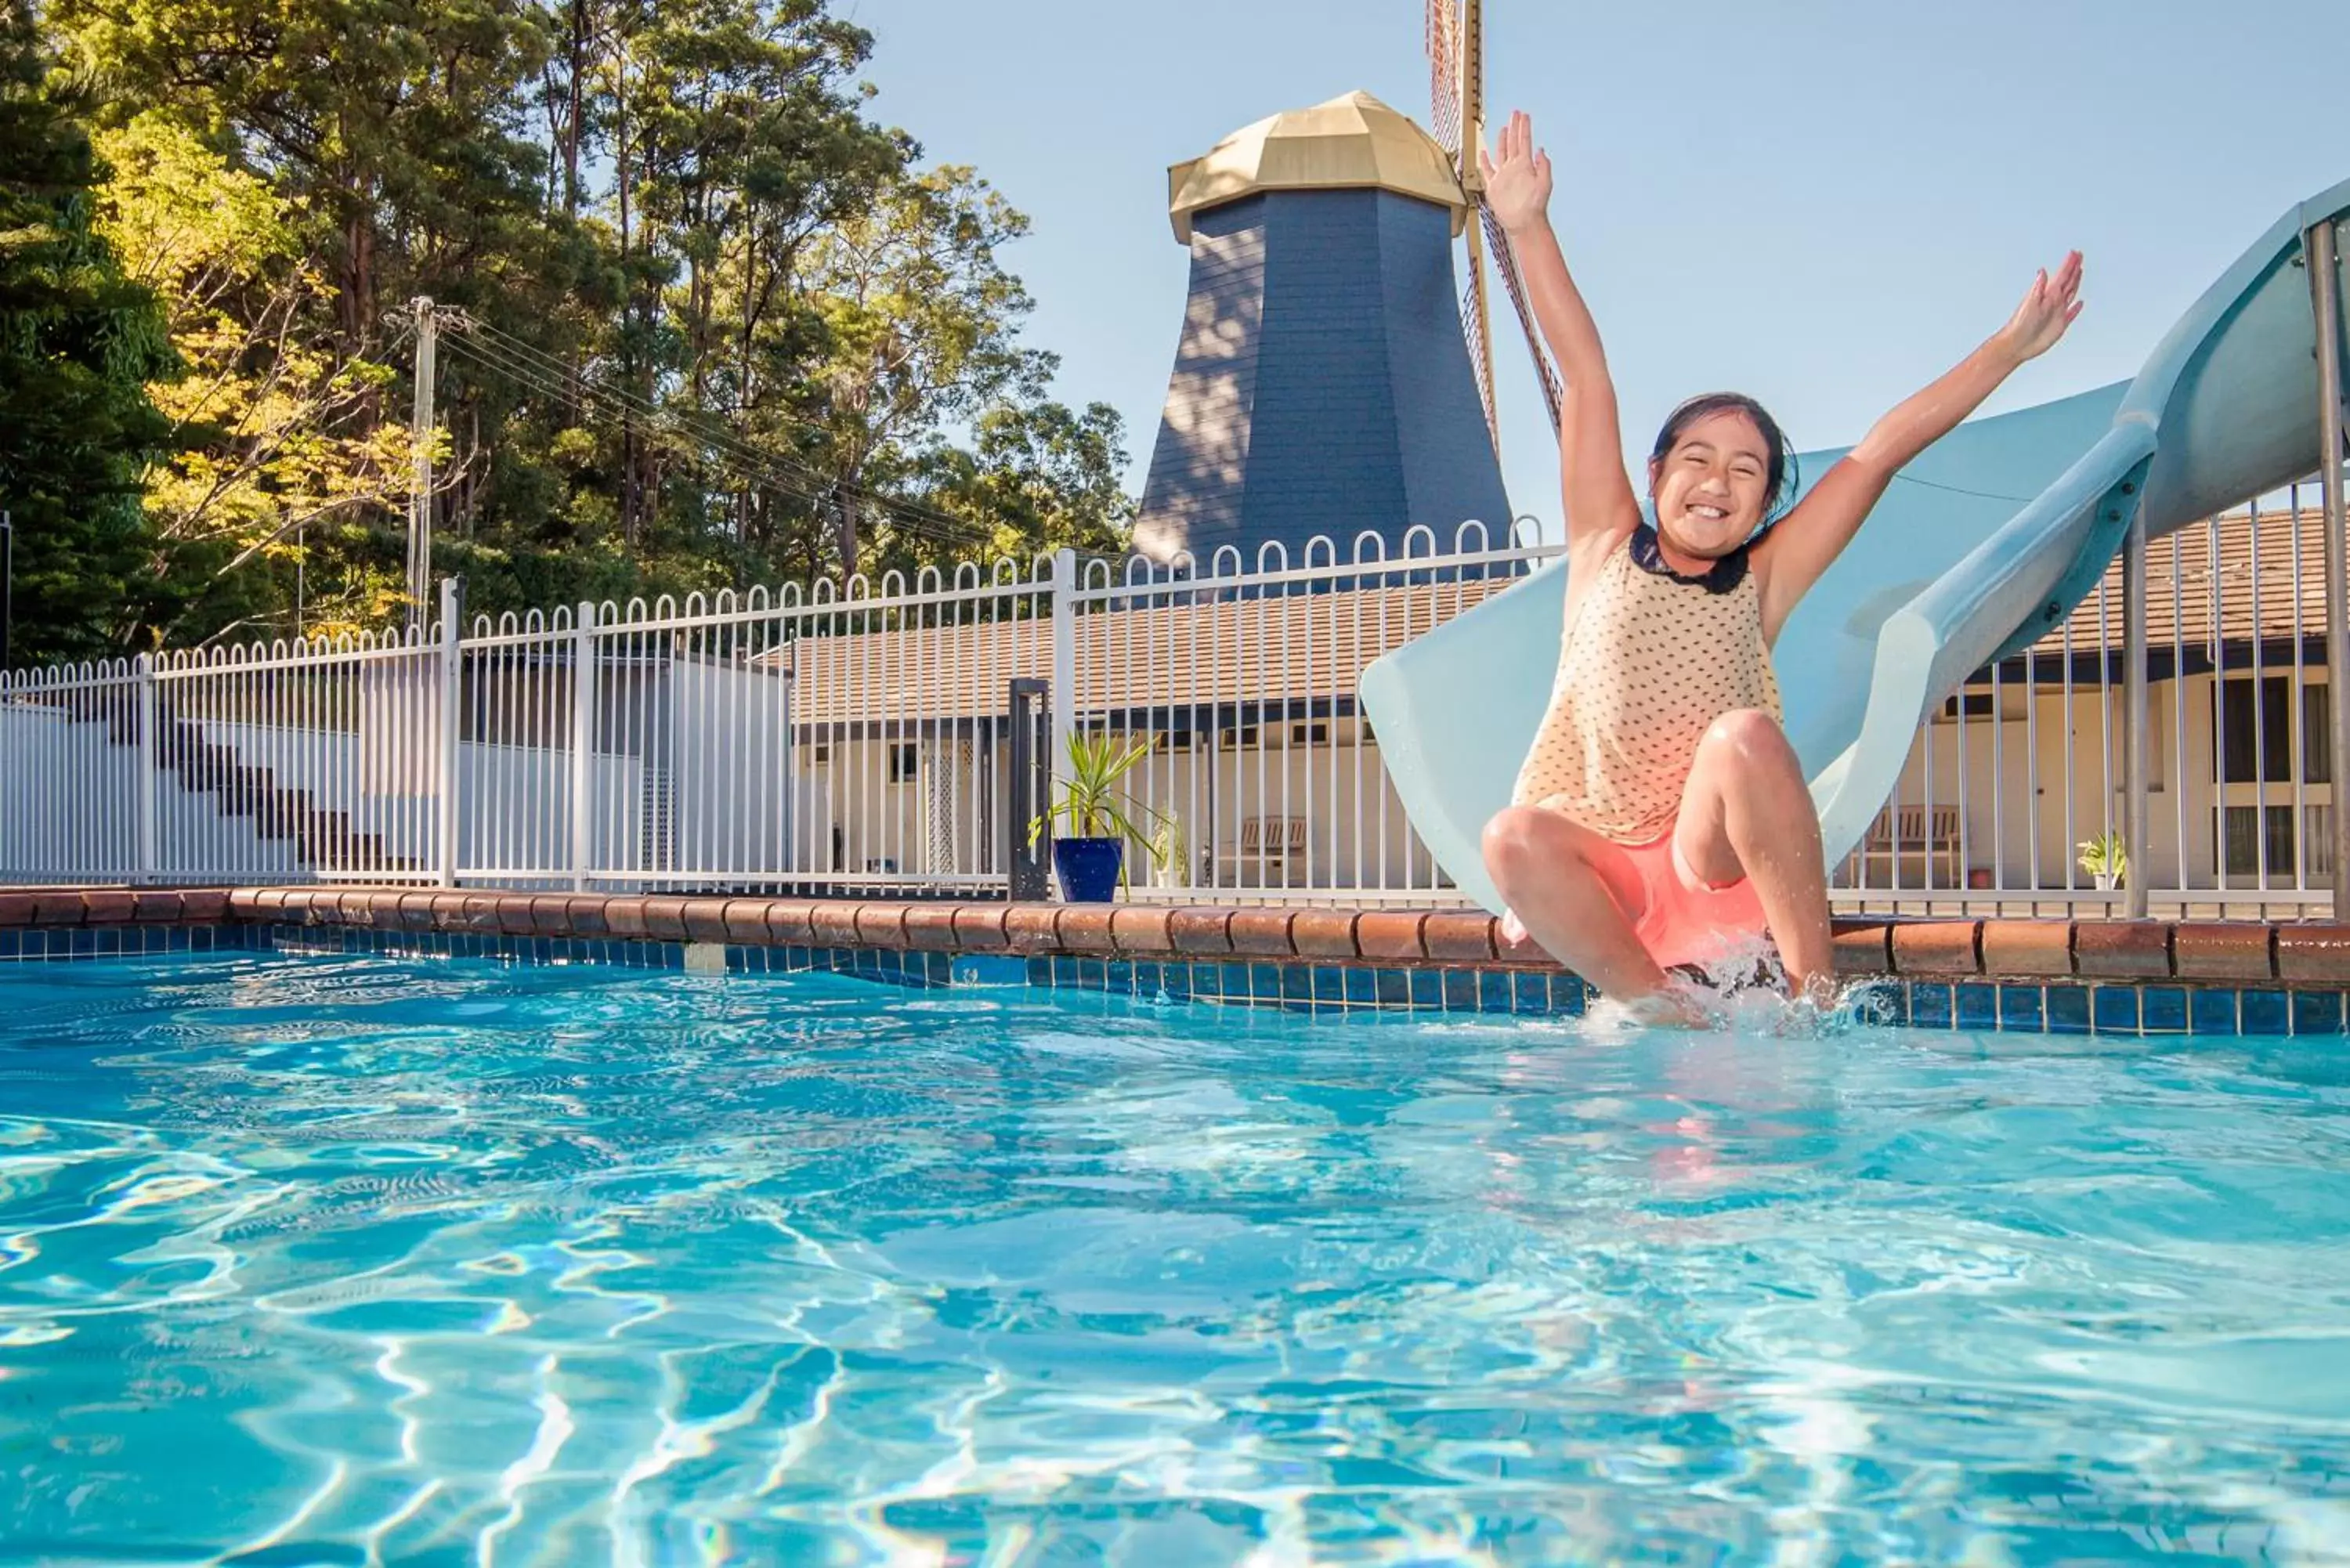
[1474,111,2084,1013]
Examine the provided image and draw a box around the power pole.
[407,296,439,634]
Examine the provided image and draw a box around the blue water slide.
[1361,179,2350,915]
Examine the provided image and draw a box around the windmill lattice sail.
[1426,0,1563,438]
[1485,208,1564,430]
[1425,0,1463,155]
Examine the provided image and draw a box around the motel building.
[779,505,2334,919]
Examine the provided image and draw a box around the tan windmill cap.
[1166,90,1468,244]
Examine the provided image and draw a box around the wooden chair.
[1213,815,1310,887]
[1853,804,1965,889]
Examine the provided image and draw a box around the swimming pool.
[5,954,2348,1563]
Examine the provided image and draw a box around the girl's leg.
[1672,709,1835,1001]
[1483,804,1671,1001]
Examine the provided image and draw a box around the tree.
[797,164,1044,579]
[0,0,173,665]
[24,0,1137,645]
[54,0,560,352]
[909,399,1136,571]
[93,113,414,644]
[567,0,901,551]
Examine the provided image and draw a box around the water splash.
[1573,929,1901,1041]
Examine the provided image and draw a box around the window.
[1289,721,1329,745]
[888,742,918,783]
[2219,677,2292,785]
[1154,728,1197,752]
[2305,685,2334,784]
[1220,726,1260,751]
[2218,677,2330,785]
[2222,804,2297,875]
[1940,691,1996,720]
[810,744,831,765]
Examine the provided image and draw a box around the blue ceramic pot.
[1053,836,1124,903]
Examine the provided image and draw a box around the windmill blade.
[1433,0,1547,444]
[1425,0,1462,157]
[1434,0,1552,443]
[1484,204,1564,432]
[1457,0,1486,179]
[1461,217,1499,447]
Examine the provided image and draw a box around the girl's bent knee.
[1481,807,1548,883]
[1703,707,1793,761]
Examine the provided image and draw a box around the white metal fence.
[1,505,2338,917]
[1838,488,2336,922]
[0,524,1538,899]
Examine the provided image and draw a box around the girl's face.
[1647,410,1773,558]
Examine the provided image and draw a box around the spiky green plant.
[1029,732,1170,874]
[2077,831,2128,887]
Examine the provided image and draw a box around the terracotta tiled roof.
[776,508,2337,732]
[2027,507,2336,658]
[779,576,1521,729]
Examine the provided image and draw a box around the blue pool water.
[4,956,2350,1564]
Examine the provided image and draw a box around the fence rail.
[1833,488,2337,921]
[3,502,2340,919]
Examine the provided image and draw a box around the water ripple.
[1,954,2348,1564]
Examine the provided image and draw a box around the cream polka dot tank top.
[1512,529,1782,844]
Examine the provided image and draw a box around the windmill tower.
[1132,6,1559,565]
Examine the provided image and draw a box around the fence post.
[1049,547,1076,803]
[572,600,596,892]
[436,576,462,887]
[2122,499,2150,920]
[1007,677,1051,901]
[136,655,157,884]
[2308,217,2349,916]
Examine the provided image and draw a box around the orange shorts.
[1585,829,1768,972]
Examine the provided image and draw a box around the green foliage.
[0,0,174,666]
[94,112,413,644]
[1029,732,1170,876]
[13,0,1132,656]
[909,399,1138,571]
[2077,831,2128,886]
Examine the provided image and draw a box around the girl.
[1476,110,2084,1013]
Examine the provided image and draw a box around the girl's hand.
[1477,110,1553,235]
[1994,251,2084,363]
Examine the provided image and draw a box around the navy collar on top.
[1632,522,1749,594]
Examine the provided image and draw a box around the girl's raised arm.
[1752,252,2084,636]
[1482,112,1642,551]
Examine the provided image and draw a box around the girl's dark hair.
[1647,392,1800,532]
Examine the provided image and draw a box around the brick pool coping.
[3,883,2348,988]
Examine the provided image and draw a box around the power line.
[457,313,843,489]
[439,310,991,545]
[436,324,850,520]
[435,329,989,549]
[464,322,989,544]
[436,327,833,511]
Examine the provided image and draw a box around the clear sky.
[841,0,2347,539]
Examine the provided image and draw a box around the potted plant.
[2077,832,2128,891]
[1029,732,1168,902]
[1148,815,1189,891]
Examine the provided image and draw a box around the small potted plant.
[1148,815,1189,891]
[2077,832,2128,891]
[1029,732,1168,902]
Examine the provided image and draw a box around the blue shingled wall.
[1135,188,1511,565]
